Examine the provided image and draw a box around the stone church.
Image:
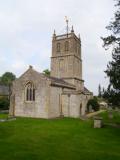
[9,26,93,119]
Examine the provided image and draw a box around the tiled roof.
[48,76,74,86]
[46,76,76,89]
[84,87,92,94]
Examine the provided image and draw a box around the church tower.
[51,24,84,91]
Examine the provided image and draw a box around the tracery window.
[65,41,69,51]
[57,43,61,52]
[25,82,35,101]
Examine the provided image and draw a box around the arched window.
[65,41,69,51]
[57,43,60,52]
[25,82,35,101]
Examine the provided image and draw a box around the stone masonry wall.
[10,69,51,118]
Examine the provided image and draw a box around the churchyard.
[0,111,120,160]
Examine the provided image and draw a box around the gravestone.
[94,116,103,128]
[108,111,113,119]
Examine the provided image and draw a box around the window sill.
[25,101,35,104]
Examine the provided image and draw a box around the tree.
[0,96,9,110]
[1,72,16,85]
[43,69,50,76]
[102,0,120,106]
[98,84,102,97]
[87,97,100,112]
[0,72,16,100]
[102,87,105,96]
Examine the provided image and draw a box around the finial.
[54,29,56,35]
[53,29,56,37]
[29,65,33,69]
[71,25,74,33]
[53,29,56,40]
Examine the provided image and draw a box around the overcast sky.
[0,0,115,94]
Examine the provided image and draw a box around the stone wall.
[48,86,62,118]
[61,93,92,118]
[10,68,51,118]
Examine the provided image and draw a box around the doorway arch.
[80,103,82,116]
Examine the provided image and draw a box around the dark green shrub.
[87,97,100,111]
[0,96,9,110]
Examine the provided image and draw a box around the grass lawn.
[0,113,8,119]
[0,111,120,160]
[99,111,120,124]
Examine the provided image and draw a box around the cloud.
[0,0,115,94]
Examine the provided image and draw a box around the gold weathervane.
[65,16,69,35]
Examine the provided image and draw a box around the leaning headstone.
[94,116,103,128]
[115,107,120,112]
[108,111,113,119]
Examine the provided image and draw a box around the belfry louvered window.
[65,41,69,51]
[57,43,61,52]
[25,82,35,101]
